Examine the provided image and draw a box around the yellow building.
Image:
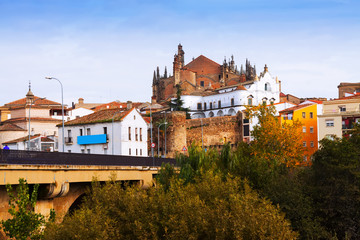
[279,103,319,162]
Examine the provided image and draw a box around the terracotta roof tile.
[63,108,135,126]
[3,134,41,144]
[279,103,314,113]
[280,92,286,97]
[92,101,144,111]
[236,85,247,90]
[0,123,26,131]
[5,96,61,107]
[227,80,239,86]
[3,117,61,123]
[211,82,221,89]
[184,55,221,74]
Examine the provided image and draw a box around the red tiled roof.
[5,96,61,107]
[227,80,239,86]
[211,82,221,89]
[280,92,286,97]
[279,103,313,113]
[236,85,247,90]
[184,55,221,75]
[3,134,45,144]
[41,136,54,142]
[62,108,135,126]
[335,94,360,101]
[92,101,143,111]
[0,123,26,131]
[3,117,61,123]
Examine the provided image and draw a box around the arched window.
[247,95,254,106]
[265,83,271,91]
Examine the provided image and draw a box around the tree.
[246,103,304,168]
[311,130,360,239]
[44,173,298,240]
[1,178,55,240]
[168,84,190,117]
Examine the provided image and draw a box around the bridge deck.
[0,149,177,167]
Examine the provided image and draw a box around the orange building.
[279,103,318,162]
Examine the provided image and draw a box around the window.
[103,127,107,134]
[197,103,202,110]
[310,141,314,147]
[200,81,204,87]
[204,103,207,110]
[339,106,346,112]
[80,129,83,136]
[326,119,334,127]
[218,100,221,108]
[104,148,107,154]
[87,149,91,154]
[302,112,306,118]
[67,130,72,137]
[136,149,138,156]
[134,115,136,120]
[81,149,85,154]
[210,102,213,109]
[135,128,138,141]
[302,126,306,133]
[86,128,91,135]
[68,150,71,153]
[231,98,234,106]
[265,83,268,91]
[129,148,131,155]
[303,141,307,147]
[128,127,131,140]
[140,149,142,156]
[140,128,142,141]
[218,75,221,80]
[310,112,313,118]
[262,100,266,105]
[248,98,252,106]
[310,126,314,133]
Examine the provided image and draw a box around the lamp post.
[111,109,124,155]
[200,118,204,149]
[28,97,46,151]
[142,103,153,158]
[45,77,65,152]
[158,122,167,157]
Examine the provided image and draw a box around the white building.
[180,67,281,119]
[58,108,148,156]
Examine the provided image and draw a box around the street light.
[141,103,153,158]
[158,122,167,157]
[28,97,46,151]
[112,109,124,155]
[45,77,65,152]
[200,118,204,149]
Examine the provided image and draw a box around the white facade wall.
[181,72,280,119]
[59,109,148,156]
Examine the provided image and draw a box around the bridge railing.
[0,149,176,167]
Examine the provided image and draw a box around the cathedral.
[152,44,259,103]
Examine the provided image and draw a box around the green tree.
[168,84,190,118]
[44,173,298,240]
[1,178,55,240]
[311,131,360,239]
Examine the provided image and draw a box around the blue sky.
[0,0,359,105]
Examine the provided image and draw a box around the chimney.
[78,98,84,104]
[127,101,133,110]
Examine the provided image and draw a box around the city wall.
[153,111,243,158]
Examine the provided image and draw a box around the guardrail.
[0,149,176,167]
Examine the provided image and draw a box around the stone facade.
[152,44,257,103]
[338,82,360,98]
[153,111,242,158]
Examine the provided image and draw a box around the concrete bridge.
[0,149,176,221]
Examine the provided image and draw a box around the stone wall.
[152,111,242,158]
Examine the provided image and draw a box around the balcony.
[77,134,108,145]
[65,137,73,145]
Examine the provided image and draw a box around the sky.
[0,0,359,106]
